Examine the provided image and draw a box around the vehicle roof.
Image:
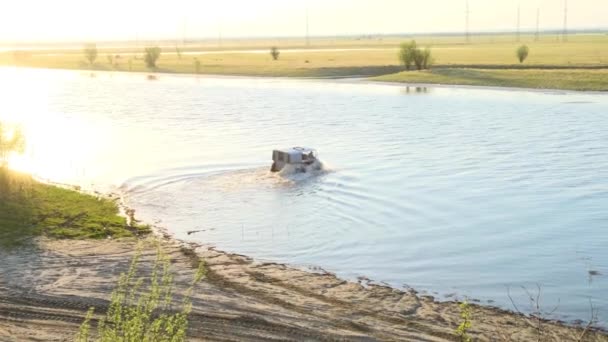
[274,147,316,155]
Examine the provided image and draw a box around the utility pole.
[465,0,470,44]
[562,0,568,42]
[535,8,540,41]
[516,4,521,42]
[182,17,187,45]
[305,6,310,47]
[218,23,223,48]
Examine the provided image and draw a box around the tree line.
[82,41,532,74]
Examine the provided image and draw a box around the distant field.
[1,33,607,89]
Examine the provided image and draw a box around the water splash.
[276,160,328,182]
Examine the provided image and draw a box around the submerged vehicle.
[271,147,318,172]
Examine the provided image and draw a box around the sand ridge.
[0,236,606,341]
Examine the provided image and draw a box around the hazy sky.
[1,0,606,42]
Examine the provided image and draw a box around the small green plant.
[270,46,280,61]
[144,47,162,69]
[76,244,205,342]
[517,45,530,63]
[84,43,98,66]
[456,300,472,342]
[76,308,95,341]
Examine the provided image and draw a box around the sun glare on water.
[1,68,105,184]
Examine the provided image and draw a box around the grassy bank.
[373,68,608,91]
[0,169,148,248]
[0,33,607,89]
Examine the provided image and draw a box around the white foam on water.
[277,160,328,182]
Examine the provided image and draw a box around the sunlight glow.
[0,68,103,183]
[0,0,606,42]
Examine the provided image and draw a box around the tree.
[270,46,280,61]
[399,41,416,70]
[0,122,25,167]
[413,49,424,70]
[422,47,433,69]
[517,45,530,63]
[399,41,432,71]
[144,46,162,69]
[194,58,201,74]
[83,44,98,66]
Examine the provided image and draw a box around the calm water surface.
[2,68,607,324]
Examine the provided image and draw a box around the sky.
[0,0,607,42]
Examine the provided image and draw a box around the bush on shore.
[76,245,206,342]
[517,45,530,63]
[399,40,433,71]
[144,47,162,69]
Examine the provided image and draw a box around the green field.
[0,169,149,248]
[1,33,607,90]
[373,69,608,91]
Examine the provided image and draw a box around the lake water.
[2,67,607,325]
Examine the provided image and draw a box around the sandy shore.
[0,235,606,341]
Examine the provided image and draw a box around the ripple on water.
[4,69,607,325]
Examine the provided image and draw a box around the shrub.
[399,41,416,70]
[422,47,433,69]
[84,44,98,66]
[270,46,280,61]
[76,244,206,342]
[0,121,25,167]
[456,301,472,342]
[144,47,162,69]
[517,45,530,63]
[194,58,201,74]
[399,40,432,71]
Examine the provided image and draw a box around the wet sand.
[0,235,606,341]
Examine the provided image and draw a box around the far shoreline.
[4,64,608,94]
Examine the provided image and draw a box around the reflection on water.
[2,67,607,325]
[402,86,430,94]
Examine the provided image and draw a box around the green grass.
[0,169,149,248]
[0,33,606,89]
[373,68,608,91]
[2,33,607,75]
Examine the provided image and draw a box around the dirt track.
[0,237,606,341]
